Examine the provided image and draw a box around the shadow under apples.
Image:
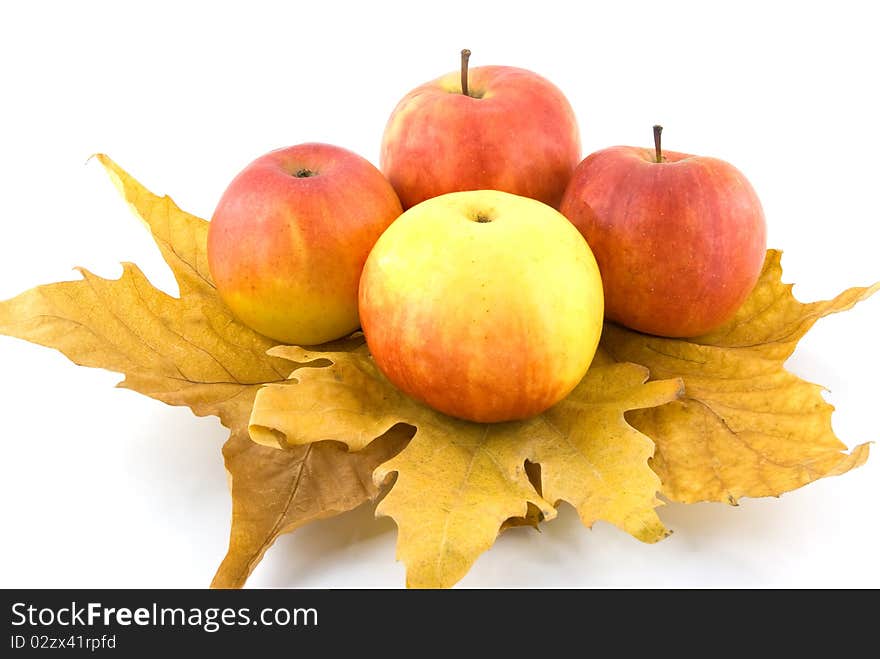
[252,499,399,588]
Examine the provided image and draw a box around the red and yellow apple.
[359,190,604,423]
[560,127,767,337]
[380,50,581,210]
[207,143,402,345]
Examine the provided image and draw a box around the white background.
[1,0,878,588]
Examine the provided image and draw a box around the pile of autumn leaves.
[0,156,875,588]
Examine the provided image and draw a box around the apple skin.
[359,190,604,423]
[559,146,767,337]
[207,143,402,345]
[380,66,580,210]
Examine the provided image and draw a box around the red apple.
[208,143,402,345]
[559,126,767,338]
[380,49,580,210]
[359,190,604,423]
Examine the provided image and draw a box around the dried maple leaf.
[0,155,405,588]
[212,422,411,588]
[599,250,877,504]
[249,342,683,588]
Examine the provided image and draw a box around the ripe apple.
[359,190,604,423]
[208,143,402,345]
[559,126,767,337]
[380,49,581,210]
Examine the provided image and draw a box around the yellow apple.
[359,190,604,423]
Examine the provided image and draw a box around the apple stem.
[653,124,663,163]
[461,48,471,97]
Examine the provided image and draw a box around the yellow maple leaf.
[0,156,403,587]
[250,342,683,588]
[3,153,873,589]
[600,250,876,504]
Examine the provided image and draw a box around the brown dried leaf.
[212,422,411,588]
[0,155,404,587]
[250,343,683,588]
[600,250,876,504]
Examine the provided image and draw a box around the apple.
[359,190,604,423]
[380,49,581,210]
[559,126,767,337]
[208,143,403,345]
